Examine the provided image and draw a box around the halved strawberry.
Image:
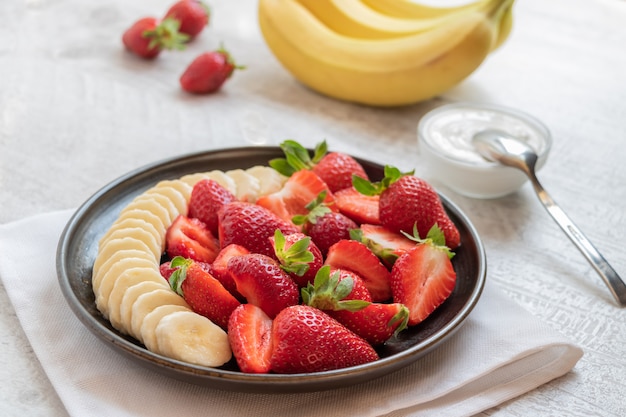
[334,187,380,225]
[324,240,392,302]
[210,244,249,300]
[188,178,236,235]
[165,214,220,263]
[168,257,241,330]
[390,226,457,326]
[159,259,212,281]
[270,230,323,288]
[217,201,298,258]
[228,303,273,373]
[227,253,300,319]
[255,169,334,224]
[351,224,417,268]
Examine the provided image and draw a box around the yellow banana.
[492,0,514,50]
[296,0,497,40]
[258,0,514,106]
[360,0,486,19]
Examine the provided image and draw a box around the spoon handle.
[531,180,626,306]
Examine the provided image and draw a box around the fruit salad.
[92,140,460,373]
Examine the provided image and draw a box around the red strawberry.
[159,259,212,280]
[270,305,379,374]
[333,302,408,346]
[269,140,369,193]
[324,240,392,302]
[210,244,249,300]
[217,201,298,258]
[390,226,457,326]
[164,0,210,39]
[255,170,335,224]
[122,17,188,59]
[270,230,323,288]
[227,253,300,319]
[228,304,273,373]
[179,47,243,94]
[168,257,241,330]
[354,166,461,249]
[351,224,416,268]
[334,187,380,225]
[165,214,220,263]
[188,178,236,235]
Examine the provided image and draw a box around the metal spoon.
[473,129,626,306]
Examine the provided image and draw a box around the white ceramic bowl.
[417,102,552,199]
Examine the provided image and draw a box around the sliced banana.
[98,226,162,262]
[246,165,288,197]
[144,185,189,217]
[140,304,190,352]
[108,276,169,334]
[99,217,163,252]
[92,249,156,291]
[179,172,211,188]
[93,237,157,285]
[226,169,261,202]
[130,288,189,340]
[121,194,178,230]
[96,266,163,318]
[204,170,238,195]
[155,310,232,367]
[154,179,193,203]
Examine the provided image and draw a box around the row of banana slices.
[92,166,287,367]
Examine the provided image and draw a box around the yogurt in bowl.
[417,102,552,199]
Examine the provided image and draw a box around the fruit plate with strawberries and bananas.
[57,142,486,393]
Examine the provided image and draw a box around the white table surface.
[1,0,625,416]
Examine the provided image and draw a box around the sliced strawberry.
[227,253,300,319]
[324,240,392,302]
[228,303,273,373]
[210,244,249,300]
[165,214,220,263]
[334,187,380,225]
[390,227,457,326]
[270,230,323,288]
[270,305,379,374]
[188,178,236,235]
[255,169,335,224]
[168,257,241,330]
[332,302,408,346]
[217,201,298,258]
[351,224,417,268]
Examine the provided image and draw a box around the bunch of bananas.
[258,0,515,107]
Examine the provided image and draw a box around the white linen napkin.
[0,209,583,417]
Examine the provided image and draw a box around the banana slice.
[204,170,238,195]
[140,304,190,352]
[121,194,178,230]
[96,266,163,318]
[98,226,162,262]
[154,179,193,203]
[93,237,157,287]
[226,169,261,202]
[108,277,169,334]
[130,288,189,340]
[144,185,189,217]
[99,217,163,252]
[92,249,156,292]
[155,310,232,367]
[246,165,287,197]
[179,172,211,188]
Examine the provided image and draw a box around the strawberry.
[390,226,457,326]
[165,214,220,263]
[270,230,323,288]
[354,166,461,249]
[270,305,379,373]
[228,304,273,373]
[164,0,210,40]
[179,46,243,94]
[188,178,236,235]
[324,239,392,302]
[168,257,241,330]
[292,191,358,256]
[269,140,369,193]
[159,259,212,281]
[217,201,298,258]
[350,224,416,268]
[227,253,300,319]
[210,244,249,300]
[122,17,188,59]
[334,187,380,225]
[255,170,335,224]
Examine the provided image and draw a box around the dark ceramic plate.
[56,147,486,393]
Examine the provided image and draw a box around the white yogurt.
[417,102,552,198]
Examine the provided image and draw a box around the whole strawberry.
[270,230,324,288]
[188,178,236,235]
[354,166,461,249]
[180,46,244,94]
[122,17,188,59]
[164,0,210,40]
[270,305,379,374]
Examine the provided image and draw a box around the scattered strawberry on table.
[155,139,461,374]
[179,47,244,94]
[122,17,189,59]
[164,0,211,40]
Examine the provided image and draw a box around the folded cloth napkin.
[0,209,583,417]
